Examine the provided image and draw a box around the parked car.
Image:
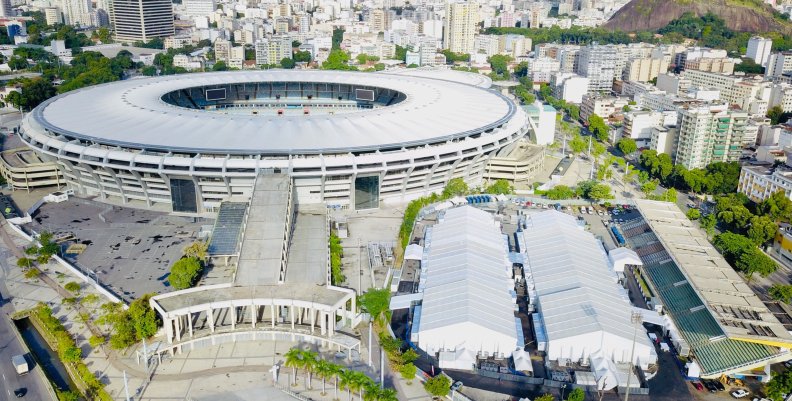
[451,381,463,392]
[702,380,718,392]
[692,381,704,391]
[731,389,750,398]
[714,381,725,391]
[783,360,792,368]
[13,388,25,398]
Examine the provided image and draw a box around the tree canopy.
[769,284,792,303]
[169,257,203,290]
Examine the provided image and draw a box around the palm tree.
[350,371,370,401]
[328,363,342,401]
[377,388,398,401]
[284,348,303,387]
[338,369,357,401]
[362,381,380,401]
[301,350,318,390]
[315,359,333,396]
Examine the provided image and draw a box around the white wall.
[419,322,518,359]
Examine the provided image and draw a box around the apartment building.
[580,94,629,121]
[444,0,478,54]
[576,44,618,93]
[674,105,747,169]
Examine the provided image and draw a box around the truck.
[12,354,28,375]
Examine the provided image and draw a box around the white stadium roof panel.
[30,70,514,154]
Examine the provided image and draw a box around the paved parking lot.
[25,198,211,301]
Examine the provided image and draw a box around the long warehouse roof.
[522,211,646,344]
[634,199,792,348]
[418,206,517,339]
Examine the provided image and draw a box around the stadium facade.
[20,70,531,213]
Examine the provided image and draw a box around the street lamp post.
[624,311,643,401]
[561,383,567,400]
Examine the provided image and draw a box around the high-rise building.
[747,36,773,67]
[255,35,292,65]
[0,0,12,17]
[184,0,215,17]
[297,13,310,34]
[110,0,174,42]
[443,0,478,55]
[44,7,62,25]
[61,0,92,27]
[370,8,385,32]
[674,106,747,169]
[576,44,618,93]
[766,52,792,78]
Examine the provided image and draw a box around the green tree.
[566,388,585,401]
[8,56,28,71]
[61,345,81,362]
[587,183,613,201]
[700,213,717,237]
[714,232,756,264]
[748,215,778,245]
[759,191,792,222]
[736,247,777,279]
[587,114,609,141]
[322,49,355,70]
[359,288,391,324]
[769,284,792,303]
[424,375,451,397]
[17,257,33,268]
[686,208,701,220]
[535,395,556,401]
[399,363,417,382]
[442,178,469,198]
[183,240,208,260]
[64,281,81,293]
[284,348,303,386]
[485,179,513,194]
[768,105,792,125]
[294,50,311,63]
[661,188,677,202]
[767,370,792,401]
[617,138,637,156]
[280,58,296,69]
[569,133,587,154]
[212,61,228,71]
[546,185,575,200]
[128,294,159,340]
[57,390,80,401]
[88,335,105,348]
[169,257,203,290]
[591,141,606,159]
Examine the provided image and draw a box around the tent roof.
[404,244,423,261]
[522,211,649,345]
[417,206,518,342]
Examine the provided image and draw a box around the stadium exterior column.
[187,312,193,338]
[231,305,236,330]
[207,307,215,333]
[164,317,173,344]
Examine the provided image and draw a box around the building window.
[354,175,379,210]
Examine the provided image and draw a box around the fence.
[7,222,125,306]
[475,368,544,384]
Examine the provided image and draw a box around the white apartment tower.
[674,106,747,169]
[747,36,773,67]
[184,0,215,17]
[255,35,292,66]
[443,0,478,55]
[110,0,175,42]
[0,0,12,17]
[576,44,618,93]
[766,52,792,78]
[61,0,93,27]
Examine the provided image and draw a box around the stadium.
[19,70,532,213]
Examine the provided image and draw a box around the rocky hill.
[604,0,792,33]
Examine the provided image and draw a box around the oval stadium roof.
[29,70,514,154]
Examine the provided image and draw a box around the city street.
[0,245,54,401]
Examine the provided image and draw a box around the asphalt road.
[0,247,53,401]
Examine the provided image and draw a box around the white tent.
[404,244,423,261]
[608,247,643,273]
[590,351,619,390]
[416,206,519,362]
[512,349,534,374]
[522,211,657,368]
[439,347,478,370]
